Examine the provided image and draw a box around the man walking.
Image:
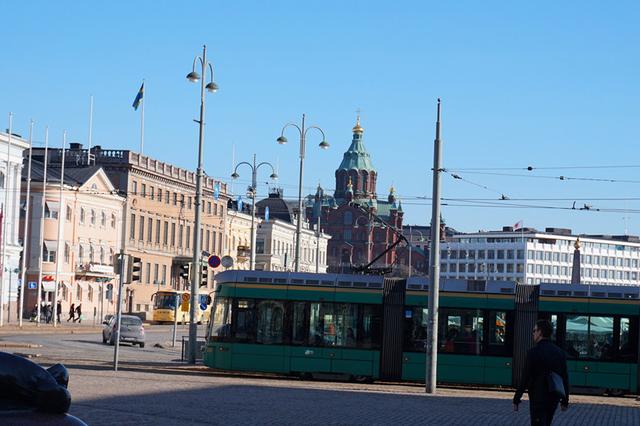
[513,319,570,425]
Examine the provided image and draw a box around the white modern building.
[0,130,30,322]
[441,226,640,286]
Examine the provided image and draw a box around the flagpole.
[52,131,66,327]
[140,79,145,154]
[36,128,49,326]
[0,112,13,327]
[87,95,94,164]
[18,120,35,327]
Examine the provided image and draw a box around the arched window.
[343,211,353,225]
[362,171,368,193]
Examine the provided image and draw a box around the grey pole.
[172,294,178,347]
[0,113,13,326]
[294,114,306,272]
[426,98,443,394]
[189,45,208,365]
[250,154,257,270]
[113,198,128,371]
[18,120,34,327]
[315,215,320,273]
[52,131,66,327]
[36,128,49,326]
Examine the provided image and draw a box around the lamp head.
[186,71,201,83]
[277,135,288,145]
[319,140,330,150]
[206,82,219,93]
[269,173,278,180]
[231,172,239,179]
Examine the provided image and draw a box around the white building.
[0,130,29,321]
[441,226,640,286]
[256,218,330,273]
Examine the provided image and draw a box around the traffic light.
[200,262,209,287]
[179,262,191,281]
[128,256,142,283]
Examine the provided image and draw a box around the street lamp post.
[353,215,373,264]
[185,45,218,365]
[408,228,425,277]
[231,154,277,270]
[277,115,329,272]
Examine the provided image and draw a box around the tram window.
[256,301,285,344]
[565,315,614,360]
[210,297,232,340]
[488,311,506,346]
[619,318,631,358]
[360,305,382,349]
[292,302,307,345]
[550,314,557,341]
[234,299,256,342]
[309,303,358,347]
[439,309,483,355]
[404,307,428,351]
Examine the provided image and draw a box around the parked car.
[102,315,145,347]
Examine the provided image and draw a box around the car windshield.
[121,317,142,326]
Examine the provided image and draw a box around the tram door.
[380,278,407,380]
[512,283,540,387]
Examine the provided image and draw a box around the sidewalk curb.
[0,342,43,349]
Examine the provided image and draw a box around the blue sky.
[2,1,639,235]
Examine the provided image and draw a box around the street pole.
[294,114,306,272]
[315,215,320,273]
[6,268,12,323]
[426,98,443,394]
[250,154,257,270]
[113,198,128,372]
[18,120,34,327]
[52,131,66,327]
[188,44,211,365]
[172,294,178,347]
[0,113,13,327]
[36,128,49,326]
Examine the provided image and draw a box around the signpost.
[207,255,221,269]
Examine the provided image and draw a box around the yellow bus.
[151,290,212,324]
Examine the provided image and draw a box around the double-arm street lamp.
[277,114,329,272]
[185,45,218,365]
[231,154,277,270]
[407,228,425,277]
[353,215,374,264]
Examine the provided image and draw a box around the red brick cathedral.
[305,117,404,273]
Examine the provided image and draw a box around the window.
[44,202,59,219]
[153,263,159,283]
[42,243,56,262]
[101,211,106,227]
[188,196,192,209]
[161,265,167,285]
[79,245,84,262]
[80,207,85,224]
[64,243,70,263]
[178,225,183,248]
[171,223,176,246]
[256,301,285,344]
[343,211,353,225]
[158,188,162,202]
[139,216,145,241]
[565,315,614,360]
[206,230,210,253]
[173,193,178,206]
[132,180,138,194]
[309,303,358,347]
[147,217,153,242]
[256,239,265,254]
[145,263,151,284]
[439,308,484,355]
[186,226,191,249]
[141,183,146,197]
[89,245,94,262]
[209,297,232,339]
[90,209,96,225]
[207,202,212,214]
[150,186,154,200]
[404,307,429,351]
[156,219,161,244]
[66,206,72,221]
[180,194,185,206]
[100,246,105,264]
[130,214,136,239]
[111,213,116,228]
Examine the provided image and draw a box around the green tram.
[204,270,639,394]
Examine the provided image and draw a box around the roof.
[336,132,375,172]
[256,190,298,223]
[27,160,106,187]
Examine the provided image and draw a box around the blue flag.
[132,83,144,110]
[237,196,243,212]
[265,206,270,223]
[214,182,220,201]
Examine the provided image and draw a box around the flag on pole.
[513,220,523,231]
[265,206,270,223]
[132,83,144,110]
[214,182,220,201]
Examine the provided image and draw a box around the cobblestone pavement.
[63,364,639,426]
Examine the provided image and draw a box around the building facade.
[21,162,124,322]
[0,131,29,322]
[440,226,640,286]
[224,208,252,270]
[29,144,230,317]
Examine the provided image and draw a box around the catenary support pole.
[426,99,443,394]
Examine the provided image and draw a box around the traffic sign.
[28,281,37,290]
[182,293,190,304]
[221,255,234,268]
[208,255,221,269]
[199,303,207,311]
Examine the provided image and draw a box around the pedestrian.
[67,303,75,322]
[513,319,570,425]
[75,304,82,324]
[56,301,62,324]
[44,304,52,324]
